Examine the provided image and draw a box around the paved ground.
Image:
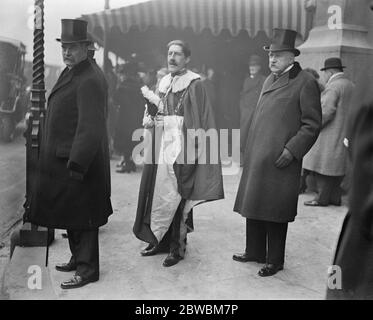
[1,155,347,300]
[0,134,25,241]
[0,134,25,298]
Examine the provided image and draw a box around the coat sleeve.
[285,78,322,160]
[68,76,106,175]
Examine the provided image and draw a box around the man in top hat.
[233,28,322,276]
[303,58,354,207]
[29,19,112,289]
[239,54,266,161]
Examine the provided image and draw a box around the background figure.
[113,62,144,173]
[140,67,157,91]
[202,67,218,112]
[105,58,118,158]
[326,76,373,299]
[303,58,355,207]
[239,54,266,163]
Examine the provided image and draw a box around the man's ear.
[186,56,191,65]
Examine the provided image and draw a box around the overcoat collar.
[326,72,344,86]
[49,58,91,99]
[262,62,302,95]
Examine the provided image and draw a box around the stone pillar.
[297,0,373,84]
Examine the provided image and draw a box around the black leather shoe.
[60,274,99,289]
[55,260,76,272]
[232,252,266,263]
[258,263,284,277]
[140,244,169,256]
[163,253,183,267]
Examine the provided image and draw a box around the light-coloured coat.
[303,73,355,176]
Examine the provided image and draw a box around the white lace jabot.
[158,70,201,94]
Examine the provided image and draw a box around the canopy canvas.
[81,0,312,132]
[82,0,309,40]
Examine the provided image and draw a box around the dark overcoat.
[234,62,322,223]
[239,74,266,150]
[113,78,144,155]
[29,59,113,230]
[326,92,373,299]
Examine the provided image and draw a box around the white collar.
[327,72,344,85]
[280,63,294,76]
[158,69,201,94]
[273,64,294,78]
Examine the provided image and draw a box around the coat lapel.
[48,59,91,101]
[262,72,290,95]
[48,67,74,100]
[261,62,302,96]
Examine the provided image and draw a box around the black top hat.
[263,28,300,56]
[56,19,90,43]
[320,57,346,71]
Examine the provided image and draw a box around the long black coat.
[326,96,373,299]
[234,63,322,223]
[113,79,144,156]
[29,59,112,230]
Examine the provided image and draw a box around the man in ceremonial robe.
[133,40,224,267]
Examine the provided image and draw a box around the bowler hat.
[249,55,262,66]
[56,19,90,43]
[263,28,300,56]
[320,57,346,71]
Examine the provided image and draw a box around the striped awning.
[82,0,308,39]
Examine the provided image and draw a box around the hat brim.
[320,65,346,71]
[263,46,300,57]
[56,38,92,44]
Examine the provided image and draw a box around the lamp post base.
[19,223,54,247]
[10,223,54,258]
